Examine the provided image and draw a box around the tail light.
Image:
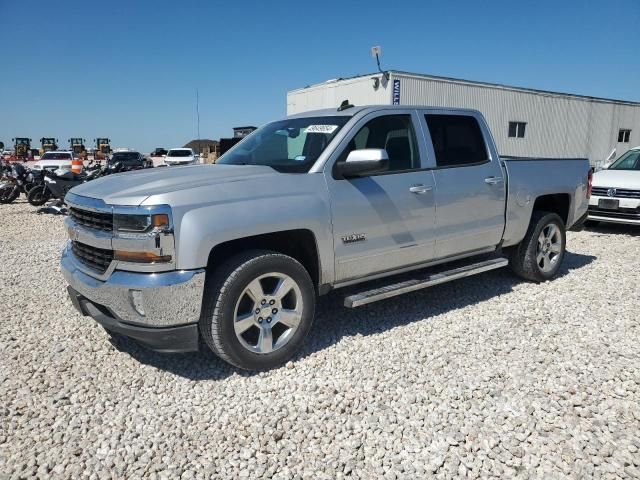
[587,168,593,199]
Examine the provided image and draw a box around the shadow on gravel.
[108,251,596,380]
[297,250,596,361]
[107,336,247,381]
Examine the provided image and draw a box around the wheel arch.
[503,192,572,248]
[531,193,571,225]
[206,229,322,293]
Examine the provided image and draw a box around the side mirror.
[336,149,389,178]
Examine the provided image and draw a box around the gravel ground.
[1,199,639,479]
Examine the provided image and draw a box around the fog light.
[130,290,145,316]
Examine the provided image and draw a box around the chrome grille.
[71,241,113,273]
[591,187,640,199]
[69,207,113,231]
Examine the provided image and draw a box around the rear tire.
[509,211,566,282]
[199,250,315,370]
[27,186,51,206]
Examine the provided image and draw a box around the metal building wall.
[393,72,640,166]
[287,76,388,115]
[287,72,640,166]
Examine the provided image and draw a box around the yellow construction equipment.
[40,137,58,155]
[94,138,111,160]
[69,138,87,157]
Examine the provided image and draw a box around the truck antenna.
[338,100,354,111]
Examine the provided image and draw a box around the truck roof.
[286,104,482,119]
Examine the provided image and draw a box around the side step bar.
[344,257,509,308]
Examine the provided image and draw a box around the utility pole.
[196,88,201,157]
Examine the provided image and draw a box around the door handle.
[409,184,433,194]
[484,176,503,185]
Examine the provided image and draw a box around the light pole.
[196,88,201,158]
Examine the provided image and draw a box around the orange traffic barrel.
[71,158,83,174]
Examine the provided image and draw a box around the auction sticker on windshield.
[305,125,338,134]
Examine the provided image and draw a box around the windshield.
[41,152,71,160]
[217,116,350,173]
[609,149,640,170]
[109,152,140,163]
[167,149,192,157]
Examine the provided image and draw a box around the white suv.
[164,148,197,166]
[588,146,640,225]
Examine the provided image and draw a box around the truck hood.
[69,164,278,205]
[593,169,640,190]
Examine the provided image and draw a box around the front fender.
[174,187,335,285]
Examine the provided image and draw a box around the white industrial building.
[287,71,640,167]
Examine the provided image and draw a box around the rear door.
[420,111,506,258]
[325,110,437,282]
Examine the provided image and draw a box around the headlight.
[110,208,174,267]
[114,214,151,232]
[113,213,170,233]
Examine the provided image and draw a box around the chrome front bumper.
[61,245,206,327]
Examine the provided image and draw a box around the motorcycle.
[0,163,33,204]
[27,162,121,207]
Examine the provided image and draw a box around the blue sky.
[1,0,638,153]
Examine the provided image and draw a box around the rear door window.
[425,114,488,167]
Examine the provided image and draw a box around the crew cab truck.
[61,106,591,370]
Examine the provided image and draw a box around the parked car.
[107,151,152,170]
[31,151,74,172]
[61,106,590,370]
[151,148,168,157]
[587,146,640,225]
[164,148,197,166]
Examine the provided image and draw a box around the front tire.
[27,186,51,206]
[199,250,315,370]
[0,185,19,204]
[509,211,566,282]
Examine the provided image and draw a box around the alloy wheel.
[233,272,303,354]
[536,223,562,273]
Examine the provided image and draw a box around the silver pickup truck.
[62,106,591,370]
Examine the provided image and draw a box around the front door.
[325,111,437,282]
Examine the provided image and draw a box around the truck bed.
[501,156,590,247]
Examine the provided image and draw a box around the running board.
[344,257,509,308]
